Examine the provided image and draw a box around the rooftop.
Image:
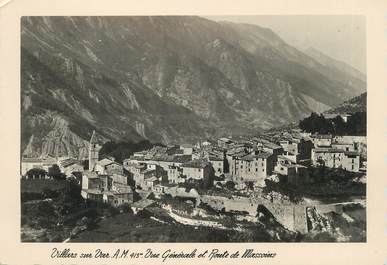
[209,156,223,161]
[313,148,344,154]
[263,142,282,149]
[241,152,272,161]
[97,158,116,167]
[142,169,156,175]
[131,198,156,209]
[22,157,57,164]
[144,176,158,182]
[58,158,79,168]
[344,151,360,156]
[182,159,211,168]
[312,134,333,139]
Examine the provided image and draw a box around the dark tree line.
[99,140,165,163]
[25,164,66,180]
[299,112,366,136]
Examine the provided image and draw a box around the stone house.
[232,151,274,183]
[209,155,224,176]
[311,134,333,148]
[143,176,159,191]
[131,199,156,214]
[279,137,313,161]
[80,131,133,207]
[311,148,360,172]
[180,144,194,155]
[21,157,57,177]
[331,142,355,152]
[181,160,214,181]
[167,165,183,184]
[274,156,307,185]
[94,158,123,175]
[81,171,133,206]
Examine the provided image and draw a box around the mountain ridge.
[305,47,366,82]
[21,16,366,158]
[325,92,366,114]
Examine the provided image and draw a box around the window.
[255,168,258,172]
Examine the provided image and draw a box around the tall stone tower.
[88,130,100,171]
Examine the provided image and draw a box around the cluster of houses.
[20,129,366,208]
[310,134,364,172]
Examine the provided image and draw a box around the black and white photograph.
[20,15,367,243]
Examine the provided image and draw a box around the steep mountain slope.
[305,47,366,82]
[21,16,366,158]
[326,92,367,114]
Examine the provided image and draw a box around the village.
[20,114,367,242]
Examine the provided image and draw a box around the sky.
[206,16,366,74]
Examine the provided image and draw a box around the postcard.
[0,0,386,264]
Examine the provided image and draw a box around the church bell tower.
[88,130,100,171]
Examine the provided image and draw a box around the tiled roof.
[145,176,158,182]
[131,198,156,209]
[22,157,57,164]
[58,158,78,167]
[209,156,223,161]
[313,148,344,153]
[312,134,332,139]
[278,155,295,163]
[263,142,282,149]
[22,158,44,163]
[142,169,156,175]
[97,158,116,167]
[241,152,271,161]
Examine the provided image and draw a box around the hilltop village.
[21,122,367,241]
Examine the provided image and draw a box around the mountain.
[21,16,366,158]
[326,92,367,114]
[305,47,366,82]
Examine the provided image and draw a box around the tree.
[245,181,254,190]
[26,168,47,179]
[225,180,235,190]
[47,164,66,180]
[299,112,366,136]
[99,140,165,163]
